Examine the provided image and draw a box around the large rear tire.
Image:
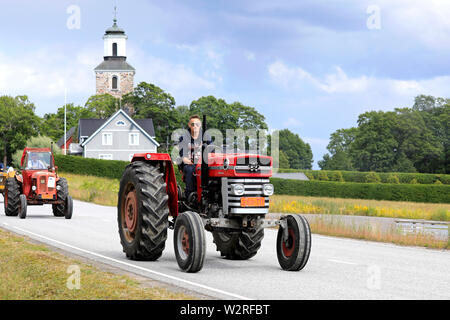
[4,178,20,216]
[52,178,68,217]
[212,225,264,260]
[174,211,206,273]
[118,161,169,261]
[276,214,311,271]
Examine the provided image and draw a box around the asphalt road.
[0,199,449,300]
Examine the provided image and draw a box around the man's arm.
[178,135,193,165]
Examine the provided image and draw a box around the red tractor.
[118,117,311,272]
[3,146,73,219]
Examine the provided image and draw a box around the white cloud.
[268,60,450,98]
[283,117,302,128]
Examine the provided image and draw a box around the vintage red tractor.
[3,146,73,219]
[118,117,311,272]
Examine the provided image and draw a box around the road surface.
[0,199,449,300]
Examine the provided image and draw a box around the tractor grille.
[234,157,271,174]
[225,178,270,215]
[39,177,48,193]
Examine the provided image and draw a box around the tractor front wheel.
[53,178,68,217]
[276,214,311,271]
[18,194,27,219]
[64,195,73,219]
[118,161,169,261]
[174,211,206,273]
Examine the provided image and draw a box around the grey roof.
[56,126,76,147]
[272,172,310,181]
[105,20,125,35]
[78,119,106,138]
[78,116,155,138]
[94,57,135,72]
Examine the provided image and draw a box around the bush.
[271,178,450,203]
[317,171,329,181]
[54,155,129,180]
[330,171,344,182]
[364,172,381,183]
[387,174,400,184]
[410,178,418,184]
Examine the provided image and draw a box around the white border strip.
[10,225,252,300]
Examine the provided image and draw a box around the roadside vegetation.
[270,195,450,221]
[0,228,195,300]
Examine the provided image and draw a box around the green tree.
[0,95,40,166]
[122,82,177,143]
[277,129,313,170]
[41,103,95,142]
[85,94,119,119]
[319,128,357,170]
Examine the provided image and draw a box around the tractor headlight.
[32,186,36,191]
[56,185,61,191]
[230,184,245,196]
[263,184,274,196]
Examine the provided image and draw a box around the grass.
[0,228,196,300]
[270,195,450,221]
[307,215,449,249]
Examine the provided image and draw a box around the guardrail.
[395,219,449,239]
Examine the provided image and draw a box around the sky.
[1,0,449,168]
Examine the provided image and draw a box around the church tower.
[94,13,135,99]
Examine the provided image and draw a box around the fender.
[131,153,179,217]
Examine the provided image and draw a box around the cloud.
[268,60,450,98]
[283,117,302,128]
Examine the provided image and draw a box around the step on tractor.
[118,117,311,272]
[3,146,73,219]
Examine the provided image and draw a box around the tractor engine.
[29,172,58,201]
[201,153,274,226]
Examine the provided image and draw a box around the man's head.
[188,115,202,138]
[30,153,38,160]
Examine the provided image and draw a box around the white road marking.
[328,259,358,265]
[10,225,252,300]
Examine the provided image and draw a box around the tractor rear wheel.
[212,225,264,260]
[52,178,68,217]
[118,161,169,261]
[4,178,20,216]
[276,214,311,271]
[174,211,206,273]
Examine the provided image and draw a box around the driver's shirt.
[28,160,45,169]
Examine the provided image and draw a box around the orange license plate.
[42,194,53,200]
[240,197,265,207]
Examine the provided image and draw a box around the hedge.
[277,169,450,185]
[55,155,129,180]
[271,178,450,203]
[55,155,184,185]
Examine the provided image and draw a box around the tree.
[277,129,313,170]
[0,95,40,166]
[85,94,119,119]
[41,103,95,142]
[318,128,357,170]
[123,82,177,143]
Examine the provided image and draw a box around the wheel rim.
[177,225,190,260]
[121,185,138,242]
[282,228,296,258]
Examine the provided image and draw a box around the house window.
[129,133,139,146]
[112,43,118,56]
[99,154,113,160]
[112,76,118,90]
[116,120,126,126]
[102,133,113,145]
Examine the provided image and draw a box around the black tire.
[19,194,27,219]
[174,211,206,273]
[118,161,169,261]
[4,178,20,216]
[276,215,311,271]
[64,195,73,219]
[212,225,264,260]
[52,178,68,217]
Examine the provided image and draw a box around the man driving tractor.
[178,115,211,199]
[27,152,48,170]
